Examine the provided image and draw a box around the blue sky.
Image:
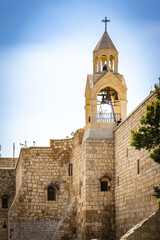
[0,0,160,157]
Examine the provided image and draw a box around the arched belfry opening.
[94,52,118,73]
[97,87,121,122]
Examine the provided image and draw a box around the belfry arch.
[97,86,121,122]
[93,52,118,73]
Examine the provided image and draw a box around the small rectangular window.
[117,176,119,186]
[48,187,56,201]
[3,224,7,229]
[68,164,73,176]
[126,148,128,157]
[101,181,109,191]
[137,160,140,175]
[2,198,8,209]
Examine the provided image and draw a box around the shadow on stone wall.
[120,209,160,240]
[53,197,77,240]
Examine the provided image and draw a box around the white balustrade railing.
[97,112,121,122]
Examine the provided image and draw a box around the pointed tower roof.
[94,31,117,52]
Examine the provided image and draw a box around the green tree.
[130,85,160,164]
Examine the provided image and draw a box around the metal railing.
[97,112,121,122]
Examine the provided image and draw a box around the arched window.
[47,186,56,201]
[100,176,111,192]
[2,195,9,209]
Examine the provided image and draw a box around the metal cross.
[102,17,110,31]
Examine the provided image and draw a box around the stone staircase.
[53,197,76,240]
[120,209,160,240]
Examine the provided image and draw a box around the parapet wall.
[0,158,17,168]
[8,141,74,240]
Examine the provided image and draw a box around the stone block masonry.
[120,209,160,240]
[82,139,115,240]
[0,93,159,240]
[0,165,16,240]
[0,158,17,168]
[10,220,58,240]
[8,140,74,240]
[71,134,116,240]
[114,93,160,239]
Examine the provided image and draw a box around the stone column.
[110,59,114,71]
[114,56,118,73]
[85,105,91,124]
[94,58,98,73]
[90,99,98,122]
[120,100,128,120]
[101,56,106,70]
[107,56,110,71]
[98,57,101,72]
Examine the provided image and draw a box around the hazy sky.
[0,0,160,157]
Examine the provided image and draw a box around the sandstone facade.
[0,158,16,240]
[120,209,160,240]
[114,93,160,239]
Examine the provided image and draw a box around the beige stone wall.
[120,209,160,240]
[114,93,160,239]
[8,140,74,240]
[53,197,77,240]
[2,92,159,240]
[83,139,115,240]
[0,168,16,240]
[70,128,115,240]
[0,158,17,168]
[69,129,85,239]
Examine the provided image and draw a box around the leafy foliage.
[153,185,160,208]
[153,186,160,199]
[130,85,160,164]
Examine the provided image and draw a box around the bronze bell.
[103,64,107,71]
[101,95,106,104]
[104,93,111,101]
[114,94,119,101]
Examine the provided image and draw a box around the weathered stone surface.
[115,93,160,239]
[0,166,16,240]
[10,220,58,240]
[120,209,160,240]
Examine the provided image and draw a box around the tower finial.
[102,17,110,32]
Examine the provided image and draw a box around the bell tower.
[83,19,127,140]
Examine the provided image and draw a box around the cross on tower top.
[102,17,110,32]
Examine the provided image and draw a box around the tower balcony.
[97,112,121,123]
